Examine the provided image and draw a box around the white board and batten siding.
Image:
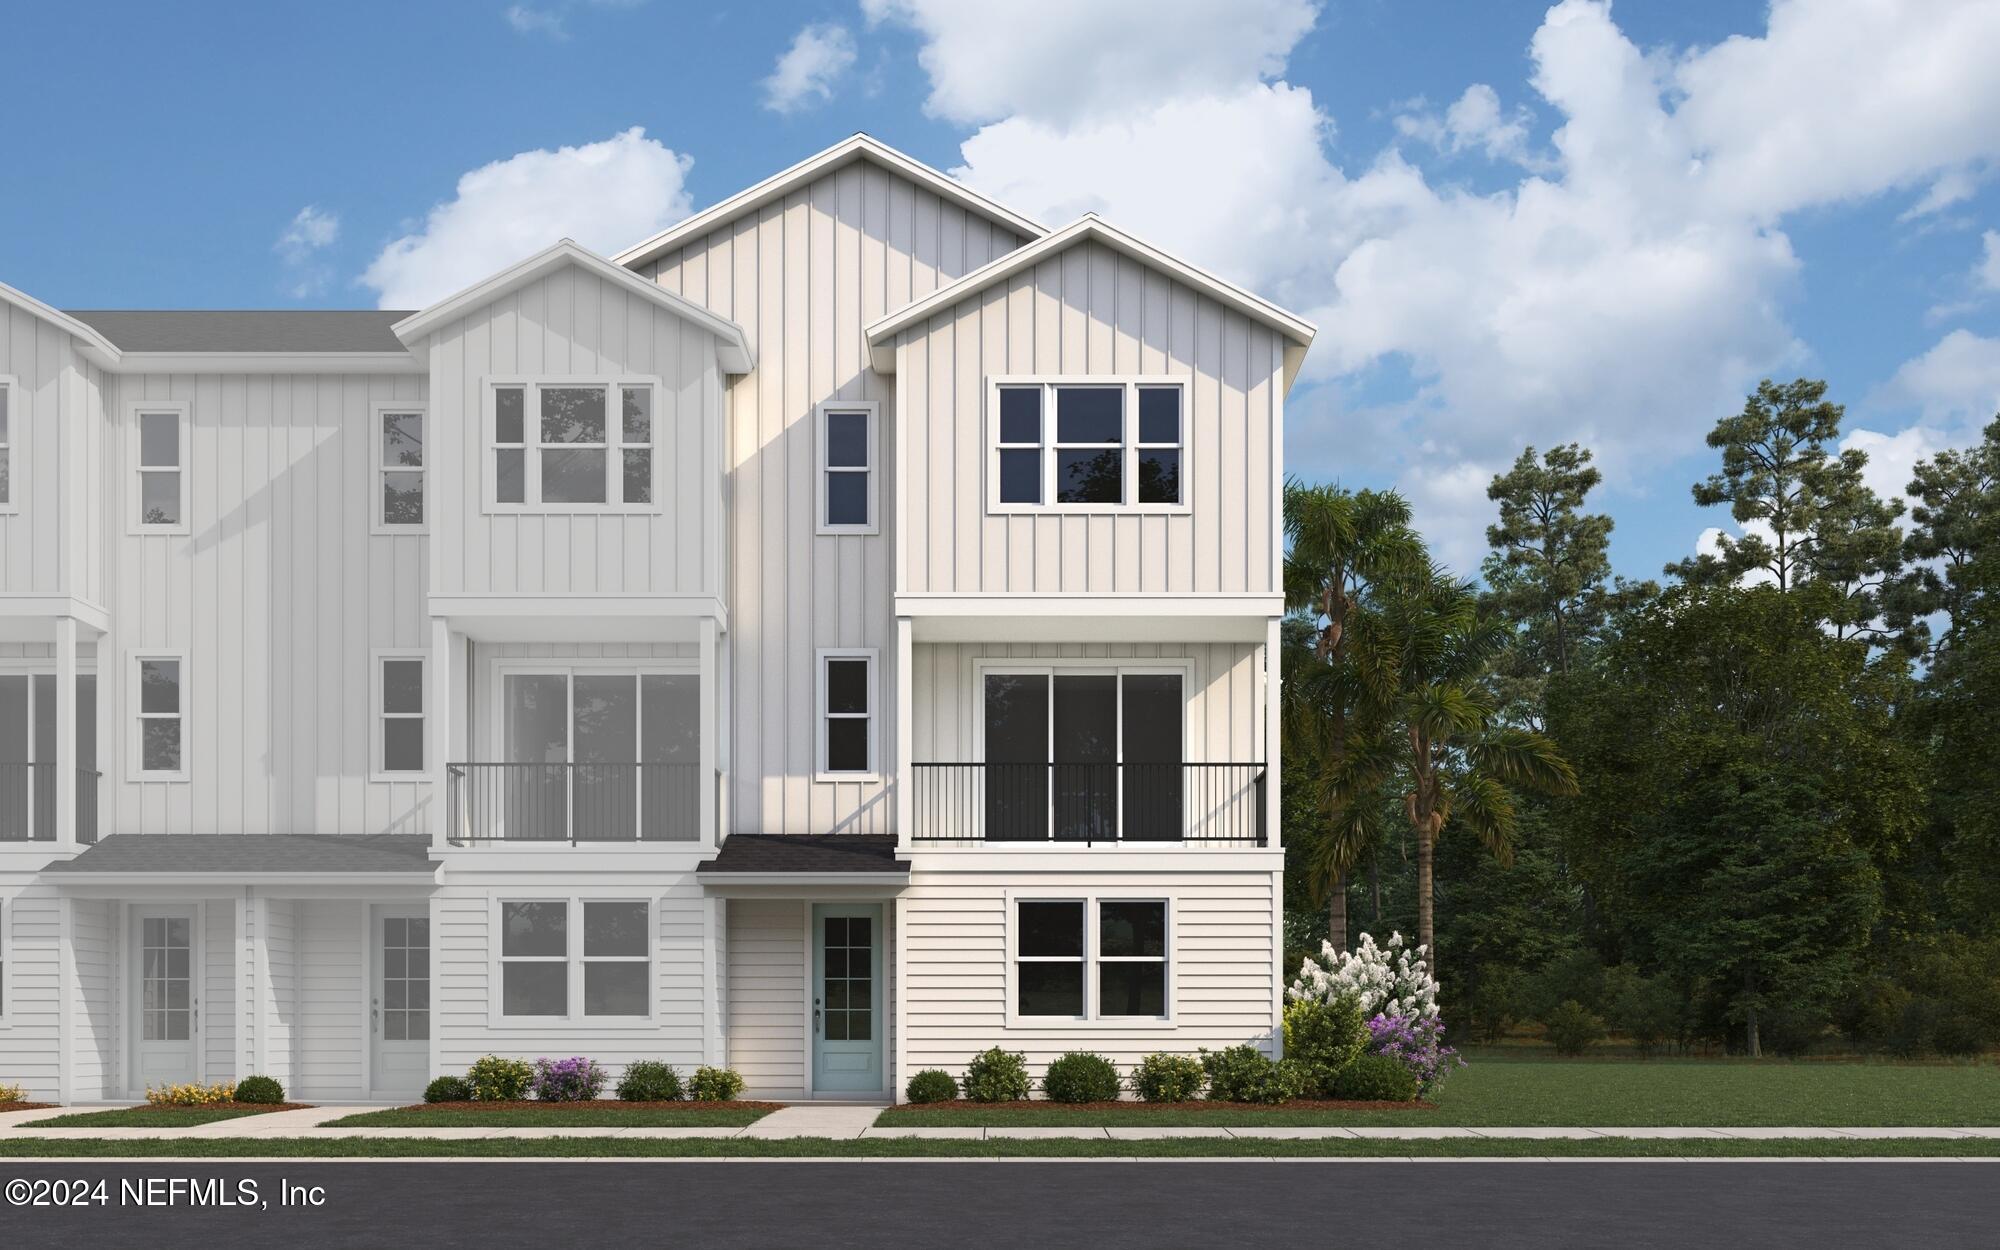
[724,896,896,1099]
[0,307,105,602]
[641,159,1027,837]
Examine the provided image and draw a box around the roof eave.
[0,280,122,366]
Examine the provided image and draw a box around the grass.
[326,1106,771,1128]
[0,1135,1995,1159]
[880,1058,2000,1127]
[23,1106,291,1129]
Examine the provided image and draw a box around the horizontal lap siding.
[71,899,115,1099]
[898,239,1280,596]
[293,900,363,1099]
[0,887,59,1098]
[726,898,804,1096]
[203,901,235,1082]
[261,899,296,1089]
[643,163,1025,837]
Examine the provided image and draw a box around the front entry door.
[811,903,884,1094]
[370,907,430,1098]
[131,908,198,1092]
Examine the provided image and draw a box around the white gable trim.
[612,133,1047,272]
[0,280,122,368]
[864,216,1317,391]
[390,239,754,373]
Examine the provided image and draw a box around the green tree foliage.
[1901,416,2000,654]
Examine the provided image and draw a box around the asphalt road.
[4,1160,1993,1248]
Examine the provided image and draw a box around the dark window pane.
[827,472,868,526]
[584,901,649,957]
[1018,961,1084,1016]
[825,1009,848,1040]
[1138,449,1180,504]
[848,917,871,948]
[383,411,425,467]
[998,387,1040,444]
[826,659,869,714]
[826,717,868,772]
[1099,961,1166,1017]
[541,386,607,444]
[495,388,525,444]
[825,947,848,978]
[623,449,652,504]
[140,412,179,467]
[383,718,424,772]
[382,660,424,714]
[1138,387,1180,444]
[846,1008,872,1040]
[140,660,180,713]
[542,448,608,503]
[496,448,525,504]
[1122,675,1185,840]
[998,449,1041,504]
[1056,387,1121,444]
[1057,449,1121,504]
[1017,901,1083,957]
[501,901,567,957]
[825,411,869,467]
[141,473,181,525]
[585,962,649,1016]
[985,674,1049,840]
[142,720,180,772]
[503,962,567,1016]
[622,387,652,444]
[383,471,425,524]
[1100,901,1166,957]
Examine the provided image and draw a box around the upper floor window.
[373,651,426,779]
[487,379,656,512]
[130,402,191,534]
[988,380,1186,513]
[816,401,879,535]
[376,404,426,531]
[817,649,877,780]
[133,652,186,779]
[0,376,14,512]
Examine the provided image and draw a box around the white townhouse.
[0,135,1312,1103]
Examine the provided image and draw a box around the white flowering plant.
[1287,931,1442,1022]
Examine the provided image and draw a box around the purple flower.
[1365,1012,1465,1099]
[531,1056,607,1102]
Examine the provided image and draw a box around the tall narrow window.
[582,900,650,1016]
[132,404,189,532]
[488,380,659,510]
[1098,901,1168,1016]
[819,651,876,778]
[540,385,608,504]
[500,900,568,1017]
[995,387,1042,505]
[1136,386,1182,505]
[0,378,13,510]
[494,386,527,505]
[135,655,184,777]
[377,405,426,529]
[816,402,879,534]
[376,653,426,777]
[621,387,653,505]
[1054,386,1123,504]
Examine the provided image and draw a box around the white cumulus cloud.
[1876,329,2000,424]
[1979,230,2000,292]
[762,23,858,114]
[275,205,340,299]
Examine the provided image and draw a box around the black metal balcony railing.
[0,764,103,844]
[446,762,705,844]
[910,762,1266,845]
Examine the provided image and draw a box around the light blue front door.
[811,903,884,1093]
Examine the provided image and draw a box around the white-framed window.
[131,652,187,780]
[0,375,17,514]
[374,402,426,532]
[987,378,1188,513]
[371,651,426,780]
[817,649,877,780]
[485,378,657,512]
[1011,896,1171,1022]
[497,897,652,1020]
[816,400,879,534]
[129,401,191,534]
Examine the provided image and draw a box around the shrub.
[1526,950,1609,1020]
[1365,1012,1464,1099]
[1330,1053,1419,1102]
[1200,1045,1301,1104]
[424,1075,473,1104]
[1759,1004,1829,1059]
[1130,1053,1205,1103]
[1605,967,1683,1057]
[532,1056,607,1102]
[233,1075,286,1105]
[904,1069,959,1104]
[1283,998,1368,1096]
[146,1082,237,1107]
[962,1047,1031,1102]
[0,1082,27,1103]
[1544,999,1605,1057]
[1464,963,1526,1043]
[1041,1052,1121,1103]
[688,1065,746,1102]
[616,1061,684,1102]
[465,1054,535,1102]
[1288,931,1441,1022]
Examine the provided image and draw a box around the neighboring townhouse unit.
[0,135,1312,1103]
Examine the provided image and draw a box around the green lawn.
[325,1107,770,1128]
[878,1058,2000,1127]
[0,1135,1994,1159]
[23,1107,284,1129]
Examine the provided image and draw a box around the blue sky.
[6,0,1998,579]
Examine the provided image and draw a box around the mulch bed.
[885,1099,1438,1113]
[0,1101,58,1112]
[398,1100,785,1113]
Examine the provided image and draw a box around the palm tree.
[1282,481,1426,949]
[1378,571,1579,968]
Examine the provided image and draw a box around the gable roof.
[864,215,1318,392]
[67,310,413,353]
[391,239,754,373]
[0,279,123,367]
[613,133,1047,273]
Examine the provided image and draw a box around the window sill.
[369,771,428,785]
[815,524,881,537]
[371,524,430,537]
[134,772,190,784]
[481,504,664,517]
[815,772,882,785]
[129,525,193,537]
[986,504,1192,517]
[486,1017,663,1030]
[1004,1016,1178,1030]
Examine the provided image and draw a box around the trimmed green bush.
[1282,998,1367,1096]
[1200,1045,1302,1104]
[1041,1052,1121,1104]
[688,1065,746,1102]
[963,1047,1032,1102]
[1544,999,1606,1057]
[616,1061,684,1102]
[232,1075,286,1105]
[466,1054,535,1102]
[1330,1053,1419,1101]
[904,1069,959,1104]
[1130,1053,1205,1102]
[424,1075,473,1104]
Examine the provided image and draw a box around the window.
[373,652,426,779]
[988,379,1188,511]
[487,379,657,510]
[816,401,879,534]
[818,650,877,779]
[130,402,190,533]
[499,898,651,1019]
[1013,898,1169,1021]
[981,666,1186,842]
[376,404,426,530]
[133,654,185,779]
[0,376,14,512]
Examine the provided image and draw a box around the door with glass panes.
[499,668,701,841]
[811,903,884,1093]
[982,670,1183,842]
[130,907,198,1091]
[370,906,430,1098]
[0,674,95,841]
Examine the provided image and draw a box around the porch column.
[430,616,451,851]
[699,617,718,845]
[1265,615,1281,850]
[54,615,77,849]
[895,616,912,846]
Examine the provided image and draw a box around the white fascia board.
[41,870,441,888]
[613,133,1047,272]
[0,280,122,366]
[865,217,1318,390]
[392,239,753,373]
[104,351,421,375]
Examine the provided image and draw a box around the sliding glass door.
[499,669,700,841]
[982,670,1183,843]
[0,674,95,841]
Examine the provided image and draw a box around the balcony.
[909,762,1266,846]
[445,762,711,845]
[0,764,103,844]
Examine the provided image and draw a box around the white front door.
[130,908,198,1093]
[369,906,430,1099]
